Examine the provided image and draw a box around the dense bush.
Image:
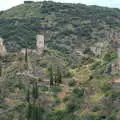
[103,49,117,62]
[68,79,76,87]
[48,110,80,120]
[73,87,84,97]
[66,101,77,112]
[51,86,62,93]
[101,83,112,93]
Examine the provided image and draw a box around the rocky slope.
[0,1,120,54]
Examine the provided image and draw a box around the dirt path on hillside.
[55,84,71,110]
[58,85,70,100]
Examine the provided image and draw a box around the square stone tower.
[0,38,6,56]
[36,35,44,54]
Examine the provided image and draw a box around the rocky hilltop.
[0,1,120,54]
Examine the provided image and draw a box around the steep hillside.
[0,1,120,53]
[0,2,120,119]
[0,41,119,120]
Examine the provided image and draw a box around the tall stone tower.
[0,38,6,56]
[36,35,44,54]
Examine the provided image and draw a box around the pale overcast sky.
[0,0,120,11]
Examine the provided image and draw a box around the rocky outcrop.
[90,42,107,56]
[90,46,101,56]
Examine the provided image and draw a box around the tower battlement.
[24,1,34,4]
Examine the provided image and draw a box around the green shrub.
[101,83,112,93]
[55,98,61,105]
[73,87,84,97]
[63,96,69,102]
[51,86,62,93]
[103,50,117,62]
[91,61,101,70]
[107,115,117,120]
[39,86,48,92]
[66,101,77,112]
[68,79,76,87]
[92,105,103,112]
[0,104,8,109]
[0,96,4,103]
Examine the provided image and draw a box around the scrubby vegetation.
[0,1,120,120]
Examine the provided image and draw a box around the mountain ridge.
[0,1,120,53]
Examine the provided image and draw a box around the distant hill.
[0,1,120,53]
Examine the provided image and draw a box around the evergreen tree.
[0,61,2,77]
[31,102,36,120]
[54,73,57,86]
[32,82,35,99]
[35,81,39,99]
[26,82,41,120]
[30,103,42,120]
[25,48,28,69]
[26,88,30,103]
[49,65,54,86]
[57,67,62,84]
[26,102,32,120]
[32,81,39,100]
[38,104,41,120]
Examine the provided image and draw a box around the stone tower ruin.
[36,35,44,54]
[0,38,6,56]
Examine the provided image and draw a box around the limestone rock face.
[0,38,6,56]
[90,46,101,56]
[36,35,44,54]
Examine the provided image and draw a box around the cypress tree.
[32,102,36,120]
[31,104,41,120]
[26,81,40,120]
[38,104,41,120]
[49,65,54,86]
[26,102,32,120]
[26,88,30,103]
[35,81,39,99]
[25,48,28,69]
[0,61,2,77]
[54,74,57,86]
[32,81,39,100]
[57,67,62,84]
[32,81,35,100]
